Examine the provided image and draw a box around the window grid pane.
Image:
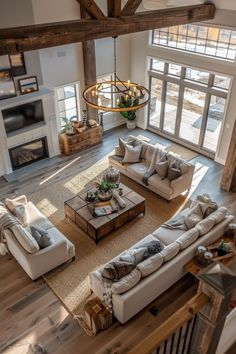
[152,25,236,61]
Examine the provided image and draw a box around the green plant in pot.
[61,117,75,135]
[96,180,117,202]
[118,95,139,129]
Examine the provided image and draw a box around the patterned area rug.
[28,155,188,319]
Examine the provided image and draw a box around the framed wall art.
[0,70,16,100]
[18,76,38,95]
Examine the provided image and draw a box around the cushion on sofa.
[152,227,186,246]
[156,155,169,180]
[11,224,40,254]
[137,252,163,278]
[24,202,54,230]
[5,197,30,227]
[30,225,53,249]
[120,247,147,265]
[127,162,148,179]
[160,242,180,262]
[111,268,142,294]
[144,145,157,166]
[148,174,172,195]
[122,144,142,164]
[210,206,227,224]
[176,227,199,250]
[196,217,215,236]
[167,160,182,182]
[102,261,136,281]
[168,154,191,175]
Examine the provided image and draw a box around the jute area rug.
[29,155,188,318]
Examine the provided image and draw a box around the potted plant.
[118,95,139,129]
[94,180,117,202]
[61,117,75,135]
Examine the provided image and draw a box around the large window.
[56,83,80,131]
[148,59,231,155]
[97,73,114,112]
[152,25,236,61]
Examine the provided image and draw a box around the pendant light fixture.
[82,37,150,113]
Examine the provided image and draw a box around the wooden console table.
[60,125,103,155]
[185,235,236,277]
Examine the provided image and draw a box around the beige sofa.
[90,207,234,323]
[3,196,75,280]
[109,136,195,201]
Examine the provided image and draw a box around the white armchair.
[4,196,75,280]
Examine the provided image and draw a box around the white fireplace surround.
[0,87,60,176]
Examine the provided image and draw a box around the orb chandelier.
[82,37,150,113]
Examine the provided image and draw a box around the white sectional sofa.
[90,207,234,323]
[3,196,75,280]
[109,135,195,201]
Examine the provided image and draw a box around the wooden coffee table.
[64,183,145,244]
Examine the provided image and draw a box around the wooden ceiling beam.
[122,0,142,16]
[77,0,105,19]
[0,3,215,55]
[107,0,121,17]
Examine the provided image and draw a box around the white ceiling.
[142,0,236,11]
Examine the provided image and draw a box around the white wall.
[31,0,130,130]
[130,9,236,164]
[0,0,43,85]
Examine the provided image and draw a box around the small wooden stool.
[83,297,113,335]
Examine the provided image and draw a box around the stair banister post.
[189,262,236,354]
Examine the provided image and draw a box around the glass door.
[148,60,230,157]
[179,88,206,145]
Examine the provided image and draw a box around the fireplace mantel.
[0,87,60,176]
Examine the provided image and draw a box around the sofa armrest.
[170,169,194,195]
[10,195,28,205]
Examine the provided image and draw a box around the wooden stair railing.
[128,262,236,354]
[128,292,209,354]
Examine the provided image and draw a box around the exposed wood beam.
[107,0,121,17]
[0,4,215,55]
[80,5,98,121]
[77,0,105,19]
[122,0,142,16]
[221,119,236,191]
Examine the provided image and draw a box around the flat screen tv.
[2,99,44,134]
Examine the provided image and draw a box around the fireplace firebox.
[9,137,49,170]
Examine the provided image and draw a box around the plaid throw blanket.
[0,203,19,242]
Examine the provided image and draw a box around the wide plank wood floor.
[0,126,235,354]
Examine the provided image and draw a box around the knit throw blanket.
[0,203,19,242]
[163,194,218,231]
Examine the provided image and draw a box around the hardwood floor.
[0,126,235,354]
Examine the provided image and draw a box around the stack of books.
[94,200,118,217]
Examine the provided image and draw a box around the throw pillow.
[11,224,39,254]
[111,269,141,294]
[176,227,199,250]
[102,261,135,281]
[167,159,182,181]
[137,252,164,278]
[185,203,203,229]
[122,144,142,164]
[5,197,30,227]
[30,225,52,248]
[160,242,180,262]
[115,137,128,157]
[156,156,169,180]
[196,217,215,236]
[211,206,227,224]
[120,247,147,265]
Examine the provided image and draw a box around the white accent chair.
[4,196,75,280]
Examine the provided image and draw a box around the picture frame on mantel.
[9,53,26,77]
[0,70,17,101]
[18,76,39,95]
